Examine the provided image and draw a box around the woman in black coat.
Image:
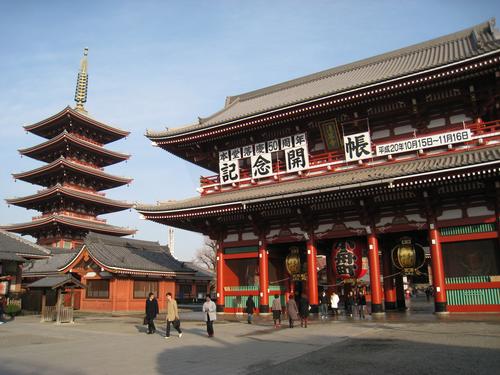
[145,292,159,334]
[299,294,310,328]
[245,296,255,324]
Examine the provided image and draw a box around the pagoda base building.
[138,20,500,314]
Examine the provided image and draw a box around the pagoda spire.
[74,47,89,114]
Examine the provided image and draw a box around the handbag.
[143,316,148,325]
[173,318,181,330]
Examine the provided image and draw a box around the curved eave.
[12,157,133,188]
[6,185,133,213]
[19,131,130,166]
[1,215,136,237]
[146,19,500,143]
[24,106,130,142]
[59,246,193,277]
[136,146,500,221]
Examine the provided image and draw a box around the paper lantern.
[332,239,364,279]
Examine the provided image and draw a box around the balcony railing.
[199,119,500,196]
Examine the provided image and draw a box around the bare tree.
[193,237,217,270]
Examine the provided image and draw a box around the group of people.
[343,289,367,319]
[145,292,216,339]
[244,293,317,329]
[144,288,368,339]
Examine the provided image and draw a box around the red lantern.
[332,239,364,279]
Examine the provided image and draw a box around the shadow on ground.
[154,328,500,375]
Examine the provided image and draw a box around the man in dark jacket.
[145,292,159,334]
[319,290,329,319]
[246,296,255,324]
[299,293,310,328]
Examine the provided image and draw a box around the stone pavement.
[0,302,499,375]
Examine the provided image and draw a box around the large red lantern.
[332,239,364,279]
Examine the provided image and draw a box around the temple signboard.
[218,133,309,185]
[375,129,472,156]
[343,131,373,162]
[344,129,473,161]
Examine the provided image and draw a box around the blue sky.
[0,0,498,261]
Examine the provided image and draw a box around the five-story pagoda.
[2,49,136,249]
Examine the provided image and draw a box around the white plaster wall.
[467,206,494,217]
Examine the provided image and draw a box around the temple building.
[22,232,211,312]
[1,48,135,248]
[137,19,500,314]
[0,230,50,300]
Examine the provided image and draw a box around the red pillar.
[367,232,384,314]
[307,235,319,312]
[258,238,270,313]
[382,249,397,310]
[429,226,447,313]
[216,242,225,312]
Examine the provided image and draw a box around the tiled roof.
[83,232,195,274]
[147,19,500,139]
[27,274,85,289]
[0,230,51,261]
[12,157,133,188]
[18,130,130,166]
[182,262,215,281]
[6,184,133,213]
[136,146,500,213]
[24,106,129,143]
[23,248,81,276]
[0,215,136,236]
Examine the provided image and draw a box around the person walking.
[271,294,282,328]
[352,290,359,318]
[299,293,310,328]
[330,291,340,317]
[202,294,216,337]
[286,294,299,328]
[145,292,159,334]
[245,296,255,324]
[345,291,354,317]
[319,290,329,319]
[357,290,367,319]
[425,286,431,302]
[165,292,182,339]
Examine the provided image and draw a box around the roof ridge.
[24,106,130,137]
[232,19,495,104]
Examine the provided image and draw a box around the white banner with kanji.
[343,131,373,162]
[251,153,273,179]
[285,145,309,173]
[219,160,240,184]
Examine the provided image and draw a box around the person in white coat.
[202,294,217,337]
[330,291,340,317]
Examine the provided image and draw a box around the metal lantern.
[332,239,364,279]
[285,246,301,276]
[391,237,425,275]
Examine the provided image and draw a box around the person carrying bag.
[165,292,182,339]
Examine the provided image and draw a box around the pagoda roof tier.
[147,19,500,143]
[136,146,500,229]
[13,157,133,190]
[18,130,130,167]
[6,184,133,214]
[24,106,129,144]
[1,214,136,237]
